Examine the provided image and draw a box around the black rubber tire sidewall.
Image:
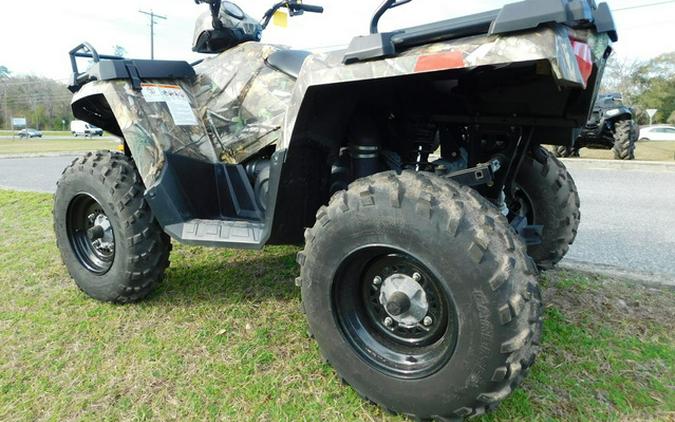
[516,147,580,269]
[612,120,636,160]
[55,172,132,301]
[300,172,539,418]
[54,152,171,303]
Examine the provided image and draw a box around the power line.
[139,10,167,60]
[614,0,675,11]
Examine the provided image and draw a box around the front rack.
[68,42,125,92]
[67,42,196,93]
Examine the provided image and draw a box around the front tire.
[553,145,579,158]
[298,171,542,420]
[612,120,636,160]
[54,151,171,303]
[514,147,580,269]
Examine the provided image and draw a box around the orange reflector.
[414,51,465,73]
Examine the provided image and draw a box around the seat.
[266,50,311,79]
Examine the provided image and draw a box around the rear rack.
[343,0,617,64]
[68,42,196,93]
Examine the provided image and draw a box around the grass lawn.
[0,189,673,421]
[0,139,119,155]
[577,141,675,161]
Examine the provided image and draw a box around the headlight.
[605,109,621,117]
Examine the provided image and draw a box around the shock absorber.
[408,120,438,171]
[349,115,381,179]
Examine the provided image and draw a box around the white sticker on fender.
[141,83,198,126]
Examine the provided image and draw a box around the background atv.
[54,0,616,419]
[555,93,638,160]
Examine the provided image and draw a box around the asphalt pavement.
[561,161,675,280]
[1,154,674,281]
[0,155,76,193]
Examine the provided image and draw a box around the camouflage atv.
[555,92,638,159]
[55,0,616,419]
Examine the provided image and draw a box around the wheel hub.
[88,213,114,254]
[333,248,457,378]
[66,194,116,274]
[379,273,429,327]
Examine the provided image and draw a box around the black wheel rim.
[333,246,458,379]
[66,194,116,274]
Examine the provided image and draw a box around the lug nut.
[423,316,433,326]
[384,317,394,327]
[413,272,422,282]
[373,276,382,286]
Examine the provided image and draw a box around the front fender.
[604,107,634,122]
[72,80,217,188]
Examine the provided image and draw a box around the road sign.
[11,117,26,128]
[646,109,657,125]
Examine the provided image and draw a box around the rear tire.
[54,151,171,303]
[553,145,579,158]
[515,147,580,269]
[298,171,542,420]
[612,120,636,160]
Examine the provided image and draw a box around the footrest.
[164,219,265,249]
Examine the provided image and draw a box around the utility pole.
[138,10,167,60]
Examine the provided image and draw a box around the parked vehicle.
[16,128,42,139]
[55,0,617,419]
[555,93,638,159]
[639,125,675,141]
[70,120,103,137]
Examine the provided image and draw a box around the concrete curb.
[560,158,675,172]
[559,259,675,288]
[0,152,80,160]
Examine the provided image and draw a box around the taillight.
[570,39,593,88]
[414,51,465,73]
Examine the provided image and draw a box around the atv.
[555,92,638,159]
[55,0,617,419]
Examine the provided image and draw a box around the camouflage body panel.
[72,42,294,186]
[282,26,611,149]
[73,25,609,185]
[73,79,213,186]
[192,42,294,163]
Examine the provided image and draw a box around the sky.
[0,0,673,82]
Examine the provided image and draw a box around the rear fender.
[281,25,612,151]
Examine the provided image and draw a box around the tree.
[601,56,642,103]
[0,75,73,130]
[632,53,675,124]
[601,52,675,125]
[0,66,9,78]
[667,111,675,125]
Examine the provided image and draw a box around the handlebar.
[296,4,324,13]
[260,1,324,29]
[196,1,323,30]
